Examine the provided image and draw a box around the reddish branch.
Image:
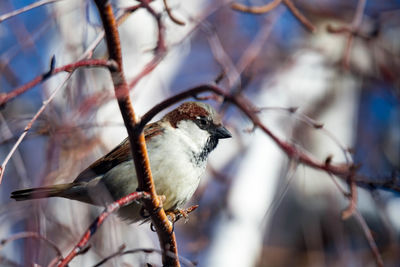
[0,59,115,107]
[137,83,388,266]
[139,84,400,193]
[231,0,316,32]
[139,84,349,178]
[57,192,150,267]
[126,1,167,91]
[92,0,180,266]
[139,0,166,53]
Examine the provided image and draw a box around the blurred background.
[0,0,399,266]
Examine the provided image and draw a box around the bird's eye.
[197,116,209,127]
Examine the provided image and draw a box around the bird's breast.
[146,131,206,210]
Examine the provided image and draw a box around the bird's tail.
[11,183,78,201]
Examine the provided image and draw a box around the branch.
[0,23,111,185]
[231,0,282,14]
[353,210,384,267]
[0,0,62,23]
[93,0,179,266]
[139,84,400,193]
[91,247,196,267]
[231,0,315,32]
[57,191,150,267]
[282,0,315,32]
[139,0,166,53]
[341,174,358,220]
[0,231,63,263]
[163,0,185,25]
[0,74,71,184]
[326,0,367,68]
[0,59,115,107]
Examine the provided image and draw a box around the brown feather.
[74,122,163,183]
[164,102,210,128]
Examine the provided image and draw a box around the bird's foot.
[166,205,199,224]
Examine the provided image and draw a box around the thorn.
[42,55,56,80]
[325,155,333,166]
[77,244,91,255]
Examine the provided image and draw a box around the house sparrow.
[11,102,231,222]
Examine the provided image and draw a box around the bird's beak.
[214,125,232,139]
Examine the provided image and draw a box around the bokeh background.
[0,0,399,266]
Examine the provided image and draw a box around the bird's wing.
[73,122,164,183]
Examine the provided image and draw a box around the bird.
[10,101,231,222]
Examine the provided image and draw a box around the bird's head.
[164,101,231,163]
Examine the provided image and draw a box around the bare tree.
[0,0,399,266]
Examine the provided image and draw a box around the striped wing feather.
[73,122,163,183]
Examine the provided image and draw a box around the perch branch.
[93,0,180,266]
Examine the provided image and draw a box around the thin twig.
[57,191,150,267]
[0,59,113,184]
[0,113,29,186]
[353,210,384,267]
[231,0,282,14]
[0,74,71,184]
[341,176,358,220]
[231,0,315,32]
[201,21,239,88]
[0,0,61,23]
[163,0,185,25]
[127,54,165,91]
[282,0,316,32]
[0,59,115,107]
[0,231,63,262]
[0,25,108,184]
[326,0,367,68]
[91,247,196,267]
[91,244,126,267]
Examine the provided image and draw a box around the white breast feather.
[147,120,210,209]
